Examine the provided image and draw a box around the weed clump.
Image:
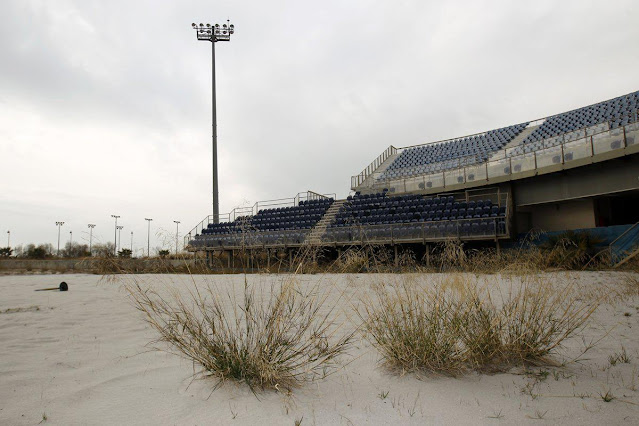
[358,275,598,375]
[126,277,354,391]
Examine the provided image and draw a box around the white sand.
[1,272,638,425]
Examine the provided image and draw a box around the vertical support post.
[394,245,398,267]
[211,41,220,224]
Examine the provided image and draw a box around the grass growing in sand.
[358,274,599,375]
[125,276,354,391]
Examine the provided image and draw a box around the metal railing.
[351,145,397,188]
[610,221,639,266]
[355,114,639,193]
[185,191,336,247]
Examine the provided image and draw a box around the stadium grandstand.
[187,90,639,266]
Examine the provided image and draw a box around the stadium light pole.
[55,222,64,256]
[192,20,235,224]
[69,230,73,246]
[111,215,120,255]
[130,231,133,253]
[87,224,96,256]
[116,226,124,253]
[145,218,153,257]
[6,230,9,248]
[173,220,180,254]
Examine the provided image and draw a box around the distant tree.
[62,242,90,258]
[25,244,52,259]
[158,249,170,258]
[92,242,116,258]
[118,248,132,258]
[0,247,12,257]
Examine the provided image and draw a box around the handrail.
[356,111,638,192]
[351,145,397,189]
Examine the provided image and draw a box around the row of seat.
[379,123,528,180]
[199,198,333,235]
[521,91,639,144]
[332,192,504,228]
[192,230,308,248]
[324,218,507,242]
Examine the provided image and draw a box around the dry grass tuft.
[358,275,599,375]
[125,276,354,391]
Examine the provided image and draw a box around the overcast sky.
[1,0,638,253]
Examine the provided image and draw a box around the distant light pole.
[192,20,235,223]
[116,226,124,253]
[55,222,64,256]
[69,230,73,246]
[145,218,153,257]
[173,220,180,254]
[111,215,120,255]
[130,231,133,253]
[6,230,9,248]
[87,224,96,255]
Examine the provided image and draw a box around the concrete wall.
[512,155,639,207]
[0,258,196,272]
[527,199,596,232]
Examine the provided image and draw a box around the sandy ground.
[1,272,638,425]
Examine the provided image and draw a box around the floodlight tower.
[191,20,235,224]
[145,218,153,257]
[116,226,124,253]
[173,220,181,254]
[87,224,96,256]
[6,230,9,248]
[111,215,120,255]
[55,222,64,256]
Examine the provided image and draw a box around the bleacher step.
[502,122,542,151]
[305,200,346,244]
[359,153,399,188]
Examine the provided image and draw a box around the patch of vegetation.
[126,277,354,391]
[358,275,598,375]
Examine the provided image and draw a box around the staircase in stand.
[305,200,345,245]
